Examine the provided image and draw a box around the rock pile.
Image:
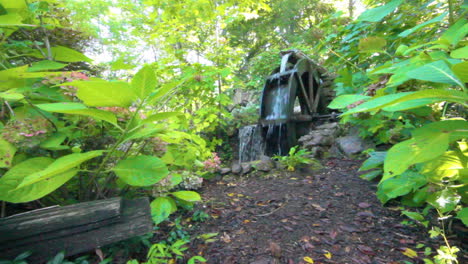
[298,122,340,158]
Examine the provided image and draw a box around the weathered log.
[0,197,153,263]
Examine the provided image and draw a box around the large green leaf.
[150,196,177,225]
[29,46,92,63]
[0,137,16,168]
[383,121,468,180]
[63,80,136,107]
[113,155,169,186]
[451,46,468,59]
[456,208,468,226]
[171,191,201,202]
[37,103,117,124]
[427,189,461,213]
[27,60,68,72]
[421,150,466,183]
[398,12,448,38]
[0,157,77,203]
[377,172,427,203]
[342,92,413,116]
[39,132,68,151]
[359,151,387,171]
[132,65,157,100]
[344,90,468,116]
[382,89,468,112]
[17,150,103,188]
[440,18,468,46]
[328,94,371,109]
[143,112,182,123]
[357,0,403,22]
[452,61,468,83]
[358,37,386,53]
[0,90,24,101]
[406,60,465,88]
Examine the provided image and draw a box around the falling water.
[238,124,265,163]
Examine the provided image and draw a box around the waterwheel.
[259,50,334,156]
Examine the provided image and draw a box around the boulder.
[231,164,242,175]
[253,155,275,172]
[241,162,253,175]
[336,135,374,157]
[219,167,231,175]
[316,122,338,130]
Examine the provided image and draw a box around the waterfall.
[238,124,265,163]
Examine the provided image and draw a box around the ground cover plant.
[0,0,467,263]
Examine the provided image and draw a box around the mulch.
[182,158,466,264]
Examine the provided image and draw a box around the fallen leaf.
[269,241,282,258]
[303,256,314,263]
[243,219,251,224]
[329,230,338,240]
[357,245,375,255]
[324,251,332,259]
[402,248,418,258]
[221,233,231,243]
[311,204,326,211]
[227,193,236,197]
[358,202,371,208]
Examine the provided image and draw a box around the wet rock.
[220,167,231,175]
[316,122,338,130]
[232,164,242,175]
[253,155,275,172]
[241,162,252,174]
[336,135,374,157]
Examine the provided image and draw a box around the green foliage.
[273,146,321,171]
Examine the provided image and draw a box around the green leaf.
[37,103,117,124]
[382,89,468,112]
[171,191,201,202]
[17,150,103,189]
[407,60,465,88]
[132,65,157,100]
[150,196,177,225]
[0,12,24,26]
[143,112,182,123]
[359,170,382,181]
[402,210,425,222]
[0,137,16,168]
[29,46,92,63]
[398,12,448,38]
[0,90,23,101]
[342,92,413,116]
[451,46,468,59]
[344,90,468,116]
[377,172,427,203]
[357,0,403,22]
[360,151,386,171]
[383,120,468,180]
[420,151,467,183]
[427,189,461,213]
[358,36,386,53]
[27,60,67,72]
[328,94,371,109]
[39,132,69,150]
[456,208,468,226]
[0,157,77,203]
[440,19,468,46]
[452,61,468,83]
[62,80,136,107]
[113,155,169,186]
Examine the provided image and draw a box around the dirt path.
[184,158,454,264]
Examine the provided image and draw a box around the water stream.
[238,124,265,163]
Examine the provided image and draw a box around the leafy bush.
[273,146,321,171]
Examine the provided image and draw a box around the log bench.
[0,197,153,263]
